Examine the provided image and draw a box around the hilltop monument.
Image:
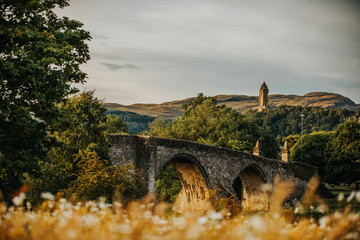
[258,82,269,112]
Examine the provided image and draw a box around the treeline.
[105,110,155,134]
[245,106,359,142]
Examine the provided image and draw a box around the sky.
[58,0,360,105]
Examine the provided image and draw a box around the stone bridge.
[109,134,319,212]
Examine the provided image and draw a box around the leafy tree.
[156,165,182,203]
[101,114,128,134]
[51,90,110,159]
[325,121,360,186]
[290,131,333,180]
[26,92,145,205]
[63,150,146,202]
[282,134,299,150]
[149,93,279,158]
[0,0,90,202]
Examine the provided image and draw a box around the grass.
[1,179,360,240]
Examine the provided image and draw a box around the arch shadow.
[156,154,211,213]
[232,164,269,211]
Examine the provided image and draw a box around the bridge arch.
[232,164,269,211]
[156,154,211,212]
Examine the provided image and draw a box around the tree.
[50,91,110,160]
[63,150,146,202]
[26,92,145,205]
[0,0,90,202]
[101,114,128,134]
[325,121,360,186]
[290,131,333,180]
[149,93,279,158]
[282,134,299,150]
[155,165,182,203]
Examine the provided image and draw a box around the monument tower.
[258,82,269,112]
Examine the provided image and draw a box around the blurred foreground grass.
[1,179,360,240]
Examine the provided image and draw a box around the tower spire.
[258,82,269,112]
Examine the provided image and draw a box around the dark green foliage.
[149,93,279,158]
[290,131,333,180]
[0,0,90,202]
[105,110,155,134]
[50,91,110,160]
[156,165,182,203]
[325,121,360,185]
[26,92,146,205]
[246,105,354,143]
[106,110,155,123]
[101,114,128,134]
[289,121,360,185]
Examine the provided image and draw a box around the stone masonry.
[109,134,319,211]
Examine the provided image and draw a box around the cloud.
[100,62,140,71]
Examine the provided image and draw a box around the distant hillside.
[103,92,359,119]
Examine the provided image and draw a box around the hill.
[103,92,359,119]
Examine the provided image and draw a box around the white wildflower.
[113,202,122,208]
[113,223,132,234]
[347,191,356,202]
[356,191,360,201]
[345,232,358,240]
[244,232,260,240]
[338,192,344,201]
[143,210,152,219]
[159,219,168,225]
[198,216,208,225]
[90,207,99,213]
[272,213,280,219]
[26,201,32,210]
[315,204,327,213]
[249,215,266,232]
[81,214,99,228]
[147,202,155,208]
[41,192,55,201]
[67,229,77,239]
[209,211,223,221]
[172,217,186,230]
[48,201,54,209]
[261,183,273,192]
[186,225,201,239]
[12,192,26,206]
[85,201,96,208]
[98,201,106,210]
[25,212,37,221]
[334,211,342,219]
[319,216,329,229]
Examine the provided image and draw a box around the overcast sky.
[59,0,360,104]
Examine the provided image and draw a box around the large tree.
[290,131,333,180]
[325,121,360,186]
[149,93,279,158]
[0,0,90,201]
